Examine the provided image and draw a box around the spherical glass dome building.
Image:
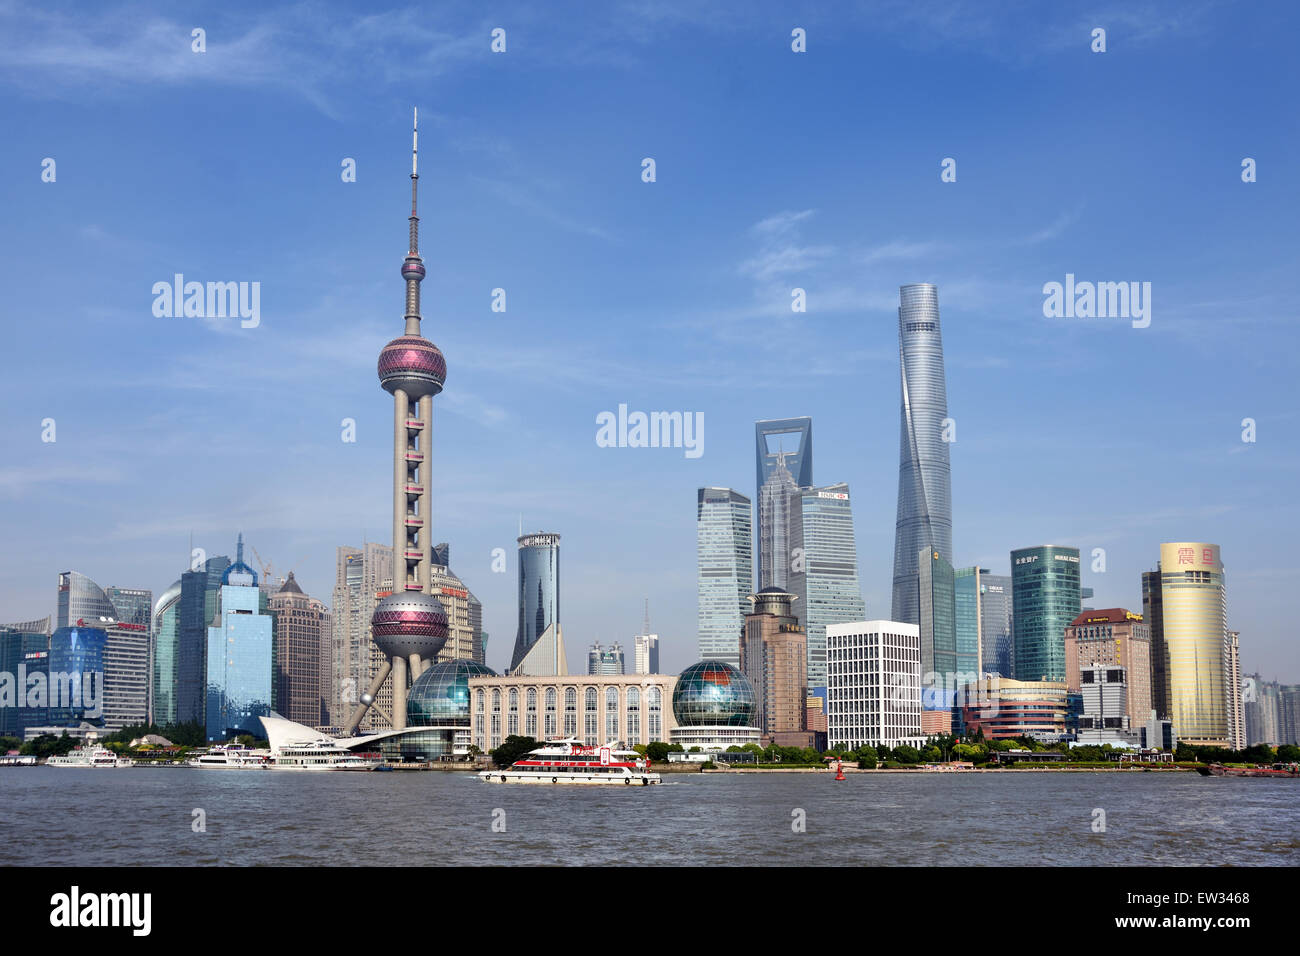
[406,659,496,728]
[671,661,756,727]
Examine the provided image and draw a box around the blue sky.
[1,1,1297,679]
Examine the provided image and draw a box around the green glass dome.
[406,659,496,727]
[672,661,756,727]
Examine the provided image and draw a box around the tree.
[1174,744,1197,762]
[893,744,921,764]
[0,736,22,754]
[645,741,671,763]
[920,745,942,763]
[855,745,878,770]
[1277,744,1300,763]
[490,735,540,768]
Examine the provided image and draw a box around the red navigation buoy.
[834,759,846,781]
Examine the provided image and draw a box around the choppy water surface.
[2,768,1296,866]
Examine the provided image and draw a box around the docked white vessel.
[478,738,661,785]
[188,745,270,770]
[47,746,131,768]
[270,740,379,771]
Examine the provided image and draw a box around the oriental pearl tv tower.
[342,109,449,736]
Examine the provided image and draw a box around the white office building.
[826,620,924,749]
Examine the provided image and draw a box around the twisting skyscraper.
[890,284,952,625]
[342,109,449,735]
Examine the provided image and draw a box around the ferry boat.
[478,738,661,785]
[47,746,131,768]
[187,745,270,770]
[269,740,379,771]
[1197,762,1300,778]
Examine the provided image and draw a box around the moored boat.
[187,745,270,770]
[1197,762,1300,778]
[47,746,130,768]
[478,737,660,785]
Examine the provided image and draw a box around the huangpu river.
[2,768,1297,866]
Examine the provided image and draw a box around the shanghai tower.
[890,283,952,625]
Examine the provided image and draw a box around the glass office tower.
[788,483,866,689]
[1011,546,1081,683]
[697,488,753,667]
[919,549,957,706]
[47,625,106,726]
[511,533,561,673]
[179,555,230,725]
[205,555,273,741]
[953,566,982,682]
[891,284,953,625]
[755,418,812,590]
[1156,542,1231,748]
[0,626,50,736]
[151,581,182,726]
[978,570,1013,677]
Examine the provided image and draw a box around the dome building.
[669,661,761,752]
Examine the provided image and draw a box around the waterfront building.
[958,676,1070,741]
[1141,570,1168,720]
[825,620,924,750]
[1064,608,1151,731]
[890,284,953,625]
[741,588,807,736]
[206,538,273,740]
[1010,545,1081,683]
[0,625,50,737]
[1148,543,1232,748]
[46,624,106,726]
[588,643,625,675]
[755,417,813,590]
[511,532,561,674]
[150,581,181,725]
[788,482,866,689]
[56,572,151,731]
[469,673,679,752]
[977,571,1013,677]
[1244,673,1282,746]
[918,549,957,704]
[669,661,760,752]
[269,572,331,728]
[1075,664,1141,747]
[179,554,231,725]
[953,566,983,683]
[696,487,752,667]
[396,658,496,760]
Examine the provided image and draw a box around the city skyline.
[2,3,1299,683]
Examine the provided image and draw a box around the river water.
[2,768,1296,866]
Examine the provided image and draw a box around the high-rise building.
[634,633,660,675]
[1151,543,1231,748]
[696,487,753,668]
[47,624,106,727]
[953,566,983,681]
[741,588,808,736]
[1244,673,1283,746]
[331,542,391,730]
[342,111,452,737]
[151,581,182,726]
[1142,570,1168,719]
[1011,546,1081,683]
[0,624,50,737]
[754,417,813,591]
[1064,608,1151,731]
[1226,630,1245,751]
[978,570,1013,677]
[206,538,273,741]
[269,572,331,728]
[178,554,230,725]
[788,483,866,689]
[511,533,561,674]
[56,571,151,731]
[890,283,952,626]
[757,451,801,591]
[826,621,923,749]
[918,549,957,704]
[587,643,625,675]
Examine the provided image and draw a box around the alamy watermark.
[0,667,103,718]
[596,404,703,459]
[1042,274,1150,328]
[152,274,260,328]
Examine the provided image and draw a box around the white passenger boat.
[47,746,131,768]
[269,740,379,771]
[187,745,270,769]
[478,737,661,785]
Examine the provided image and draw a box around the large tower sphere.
[370,591,449,660]
[378,335,446,399]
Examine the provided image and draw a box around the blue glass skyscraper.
[205,541,272,740]
[511,533,561,673]
[891,284,953,625]
[697,488,753,668]
[755,418,812,590]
